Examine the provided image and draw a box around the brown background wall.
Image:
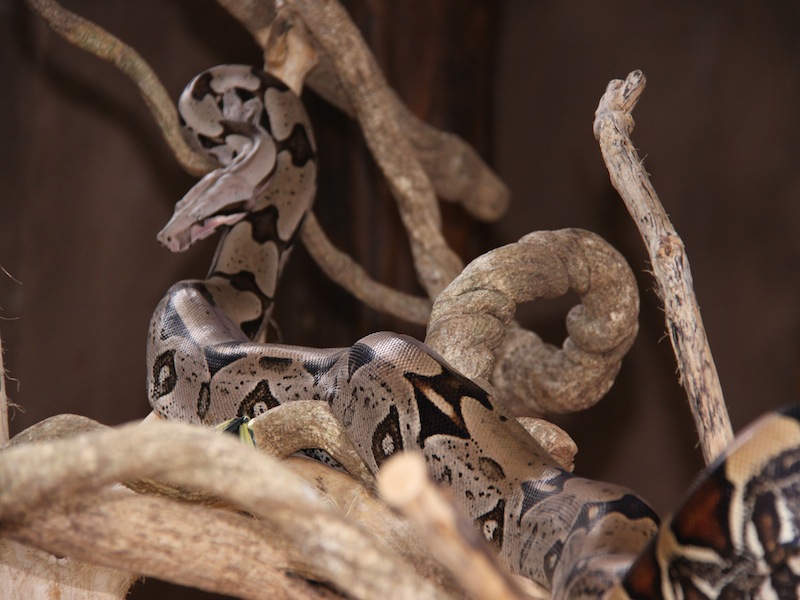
[1,1,798,598]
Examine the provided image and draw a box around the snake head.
[158,125,278,253]
[157,169,256,252]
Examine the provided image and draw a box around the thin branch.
[301,213,432,324]
[24,0,214,176]
[0,326,8,446]
[593,70,733,463]
[287,0,465,297]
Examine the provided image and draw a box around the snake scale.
[147,65,800,598]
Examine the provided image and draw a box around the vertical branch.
[0,326,9,445]
[593,70,733,463]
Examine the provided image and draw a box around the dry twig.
[593,70,733,463]
[300,213,432,324]
[0,327,9,447]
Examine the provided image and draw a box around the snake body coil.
[148,65,800,598]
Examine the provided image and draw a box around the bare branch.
[593,70,733,463]
[24,0,214,176]
[286,0,464,297]
[426,229,639,416]
[0,419,456,600]
[0,326,9,446]
[301,213,432,325]
[378,453,529,600]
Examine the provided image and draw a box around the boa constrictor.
[147,65,800,599]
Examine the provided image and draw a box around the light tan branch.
[286,0,465,297]
[24,0,214,176]
[1,419,455,600]
[426,229,639,416]
[0,327,8,446]
[379,453,534,600]
[593,70,733,463]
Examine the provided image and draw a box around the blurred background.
[2,1,799,597]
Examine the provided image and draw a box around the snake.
[147,65,800,598]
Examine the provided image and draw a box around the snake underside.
[147,64,800,599]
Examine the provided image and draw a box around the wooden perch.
[593,70,733,463]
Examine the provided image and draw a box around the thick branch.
[593,70,733,463]
[0,421,453,600]
[426,229,639,416]
[6,488,341,600]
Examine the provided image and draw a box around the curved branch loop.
[426,229,639,415]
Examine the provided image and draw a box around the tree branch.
[426,229,639,416]
[286,0,464,297]
[593,70,733,463]
[1,418,456,600]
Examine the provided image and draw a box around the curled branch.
[593,70,732,463]
[426,229,639,416]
